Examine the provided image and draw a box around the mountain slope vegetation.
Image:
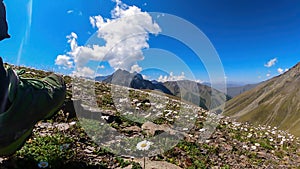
[1,63,299,168]
[225,62,300,136]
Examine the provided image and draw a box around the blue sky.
[0,0,299,84]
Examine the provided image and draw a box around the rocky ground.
[0,65,300,169]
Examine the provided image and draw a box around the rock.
[116,165,132,169]
[55,123,70,131]
[223,144,233,151]
[122,126,141,133]
[240,155,248,160]
[83,149,93,154]
[257,151,268,158]
[135,158,183,169]
[142,121,170,136]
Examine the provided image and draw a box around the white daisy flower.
[254,143,260,147]
[199,128,206,132]
[251,145,257,150]
[101,115,109,120]
[136,140,152,151]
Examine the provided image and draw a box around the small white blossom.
[199,128,206,132]
[69,121,76,126]
[243,145,248,149]
[101,115,109,120]
[136,140,152,151]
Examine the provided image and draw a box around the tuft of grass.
[16,133,74,168]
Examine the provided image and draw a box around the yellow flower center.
[141,143,147,148]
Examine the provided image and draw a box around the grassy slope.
[225,62,300,136]
[1,63,300,168]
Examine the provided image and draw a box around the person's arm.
[0,0,10,41]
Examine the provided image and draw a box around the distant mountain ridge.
[225,62,300,136]
[95,69,230,110]
[98,69,173,95]
[227,83,258,98]
[164,80,230,110]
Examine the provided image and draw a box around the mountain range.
[95,62,300,136]
[97,69,173,95]
[225,62,300,136]
[226,83,258,98]
[95,69,230,110]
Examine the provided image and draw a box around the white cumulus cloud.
[56,0,161,77]
[98,65,105,69]
[264,58,277,68]
[277,67,289,74]
[158,72,186,82]
[130,64,142,73]
[277,68,284,74]
[67,9,82,16]
[72,67,95,78]
[55,55,73,69]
